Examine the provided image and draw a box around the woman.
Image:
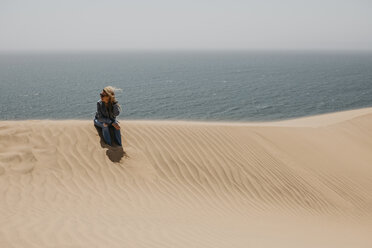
[94,86,123,146]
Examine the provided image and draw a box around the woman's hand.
[103,123,108,127]
[112,122,120,130]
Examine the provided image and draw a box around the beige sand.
[1,107,372,247]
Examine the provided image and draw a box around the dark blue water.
[1,50,372,122]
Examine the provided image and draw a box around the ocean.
[1,50,372,122]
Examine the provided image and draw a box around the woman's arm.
[112,102,121,117]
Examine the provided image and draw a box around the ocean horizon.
[1,50,372,122]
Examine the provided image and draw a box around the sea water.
[1,50,372,122]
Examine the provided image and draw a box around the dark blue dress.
[94,100,122,146]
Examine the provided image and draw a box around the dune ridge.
[1,107,372,247]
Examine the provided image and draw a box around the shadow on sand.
[94,125,128,163]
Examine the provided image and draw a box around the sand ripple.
[1,108,372,247]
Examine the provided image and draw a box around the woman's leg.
[111,120,122,146]
[113,128,122,146]
[94,119,112,146]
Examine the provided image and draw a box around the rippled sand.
[1,107,372,247]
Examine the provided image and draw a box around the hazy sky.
[1,0,371,51]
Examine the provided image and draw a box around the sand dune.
[1,107,372,247]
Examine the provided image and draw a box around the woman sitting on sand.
[94,86,122,146]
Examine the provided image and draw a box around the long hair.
[103,86,122,112]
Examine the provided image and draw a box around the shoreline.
[2,106,372,127]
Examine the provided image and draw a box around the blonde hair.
[103,86,122,111]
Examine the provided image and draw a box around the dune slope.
[1,107,372,247]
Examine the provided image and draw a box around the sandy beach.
[1,107,372,247]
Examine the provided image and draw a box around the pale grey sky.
[1,0,371,51]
